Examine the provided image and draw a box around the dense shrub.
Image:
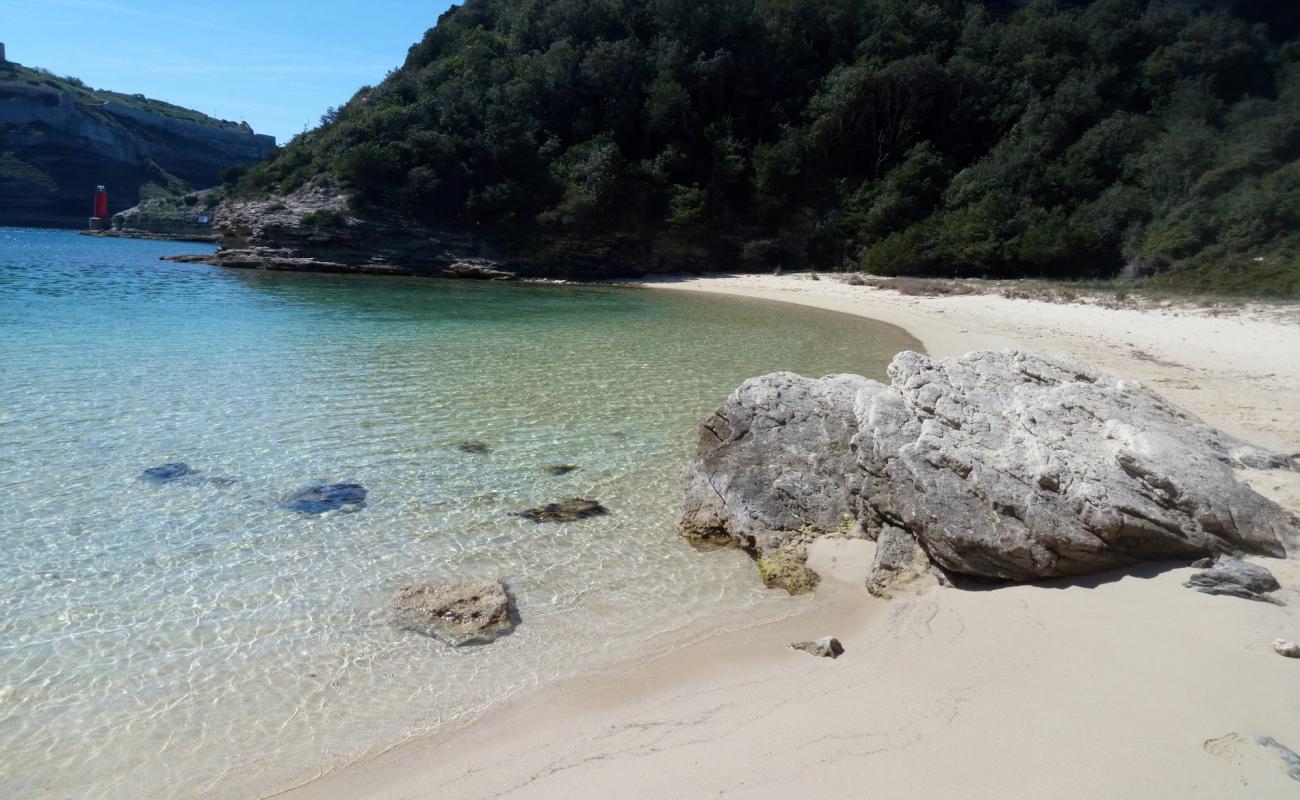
[299,208,346,227]
[242,0,1300,294]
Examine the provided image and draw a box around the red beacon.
[89,185,108,230]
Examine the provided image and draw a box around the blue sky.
[0,0,453,144]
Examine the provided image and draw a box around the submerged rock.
[392,578,516,646]
[454,441,490,455]
[516,498,608,523]
[140,463,198,484]
[791,637,844,659]
[139,462,235,486]
[281,483,367,514]
[1184,559,1282,604]
[682,350,1298,586]
[543,464,579,476]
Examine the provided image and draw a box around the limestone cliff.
[0,60,275,227]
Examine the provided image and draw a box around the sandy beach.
[281,274,1300,800]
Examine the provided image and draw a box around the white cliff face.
[682,350,1298,589]
[0,77,275,226]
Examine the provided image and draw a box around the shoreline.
[631,272,1300,453]
[280,272,1300,800]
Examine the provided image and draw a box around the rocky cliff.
[164,184,735,279]
[682,350,1299,593]
[0,60,275,227]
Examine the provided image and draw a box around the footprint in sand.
[1205,732,1300,782]
[1203,732,1248,765]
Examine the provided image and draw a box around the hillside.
[223,0,1299,295]
[0,55,275,227]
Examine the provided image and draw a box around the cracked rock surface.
[682,350,1298,584]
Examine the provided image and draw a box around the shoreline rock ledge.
[681,350,1298,593]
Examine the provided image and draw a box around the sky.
[0,0,454,144]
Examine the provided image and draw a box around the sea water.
[0,227,918,798]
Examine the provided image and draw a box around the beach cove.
[284,272,1300,800]
[0,229,925,799]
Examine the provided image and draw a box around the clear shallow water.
[0,227,918,799]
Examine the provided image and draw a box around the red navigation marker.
[92,185,108,219]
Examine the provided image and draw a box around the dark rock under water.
[139,462,236,486]
[140,463,198,484]
[281,483,367,514]
[515,498,608,523]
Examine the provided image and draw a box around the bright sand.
[282,273,1300,800]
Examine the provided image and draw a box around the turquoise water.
[0,227,918,798]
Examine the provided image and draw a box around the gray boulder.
[1273,639,1300,658]
[1183,559,1282,604]
[682,350,1297,586]
[681,371,882,556]
[392,579,516,646]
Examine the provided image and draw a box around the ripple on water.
[0,226,919,799]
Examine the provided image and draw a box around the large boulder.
[682,350,1298,586]
[680,372,881,554]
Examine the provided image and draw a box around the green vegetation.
[300,208,347,226]
[134,159,192,202]
[242,0,1300,296]
[0,151,57,193]
[0,62,248,131]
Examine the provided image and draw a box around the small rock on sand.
[791,637,844,659]
[1273,639,1300,658]
[1183,559,1282,604]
